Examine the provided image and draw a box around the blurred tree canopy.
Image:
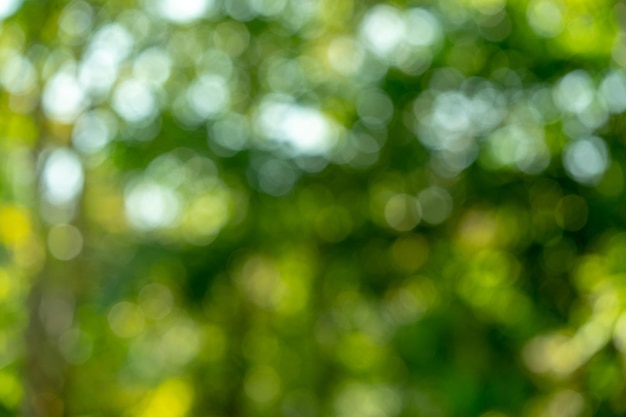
[1,0,626,416]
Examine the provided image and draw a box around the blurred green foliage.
[1,0,626,416]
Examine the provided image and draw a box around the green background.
[1,0,626,416]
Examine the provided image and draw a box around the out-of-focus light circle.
[359,5,406,58]
[244,366,281,403]
[470,88,507,132]
[432,92,471,138]
[42,148,84,205]
[186,75,229,119]
[487,125,550,174]
[108,302,145,338]
[59,1,93,39]
[133,47,172,86]
[265,58,305,93]
[213,21,251,56]
[249,0,287,16]
[112,79,156,123]
[156,0,213,23]
[554,70,594,114]
[563,136,609,185]
[89,23,134,64]
[385,194,421,231]
[327,37,364,76]
[1,52,37,94]
[212,113,249,152]
[42,72,88,123]
[527,0,564,38]
[183,194,229,244]
[138,283,173,320]
[357,89,394,126]
[334,383,402,417]
[418,187,452,225]
[256,97,337,156]
[577,99,608,131]
[404,8,441,47]
[146,153,187,188]
[47,224,83,261]
[79,50,121,96]
[72,110,116,155]
[599,70,626,114]
[124,180,180,230]
[224,0,257,21]
[0,0,23,20]
[197,49,234,80]
[472,0,506,14]
[79,23,133,96]
[160,321,200,367]
[257,159,297,196]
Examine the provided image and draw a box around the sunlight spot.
[546,390,585,417]
[404,8,442,47]
[527,0,564,38]
[72,110,117,155]
[0,0,23,20]
[78,49,121,96]
[124,180,180,231]
[156,0,213,23]
[183,193,230,244]
[186,75,229,119]
[79,23,133,95]
[249,0,287,16]
[487,125,550,174]
[196,49,233,80]
[42,72,88,123]
[112,79,156,123]
[1,52,36,94]
[42,149,84,205]
[256,97,337,155]
[359,5,406,58]
[133,47,172,86]
[335,383,402,417]
[211,113,249,152]
[158,320,200,368]
[554,70,594,114]
[140,380,192,417]
[432,92,472,139]
[599,70,626,114]
[59,1,94,39]
[563,136,609,185]
[0,205,31,246]
[90,23,133,60]
[327,37,364,76]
